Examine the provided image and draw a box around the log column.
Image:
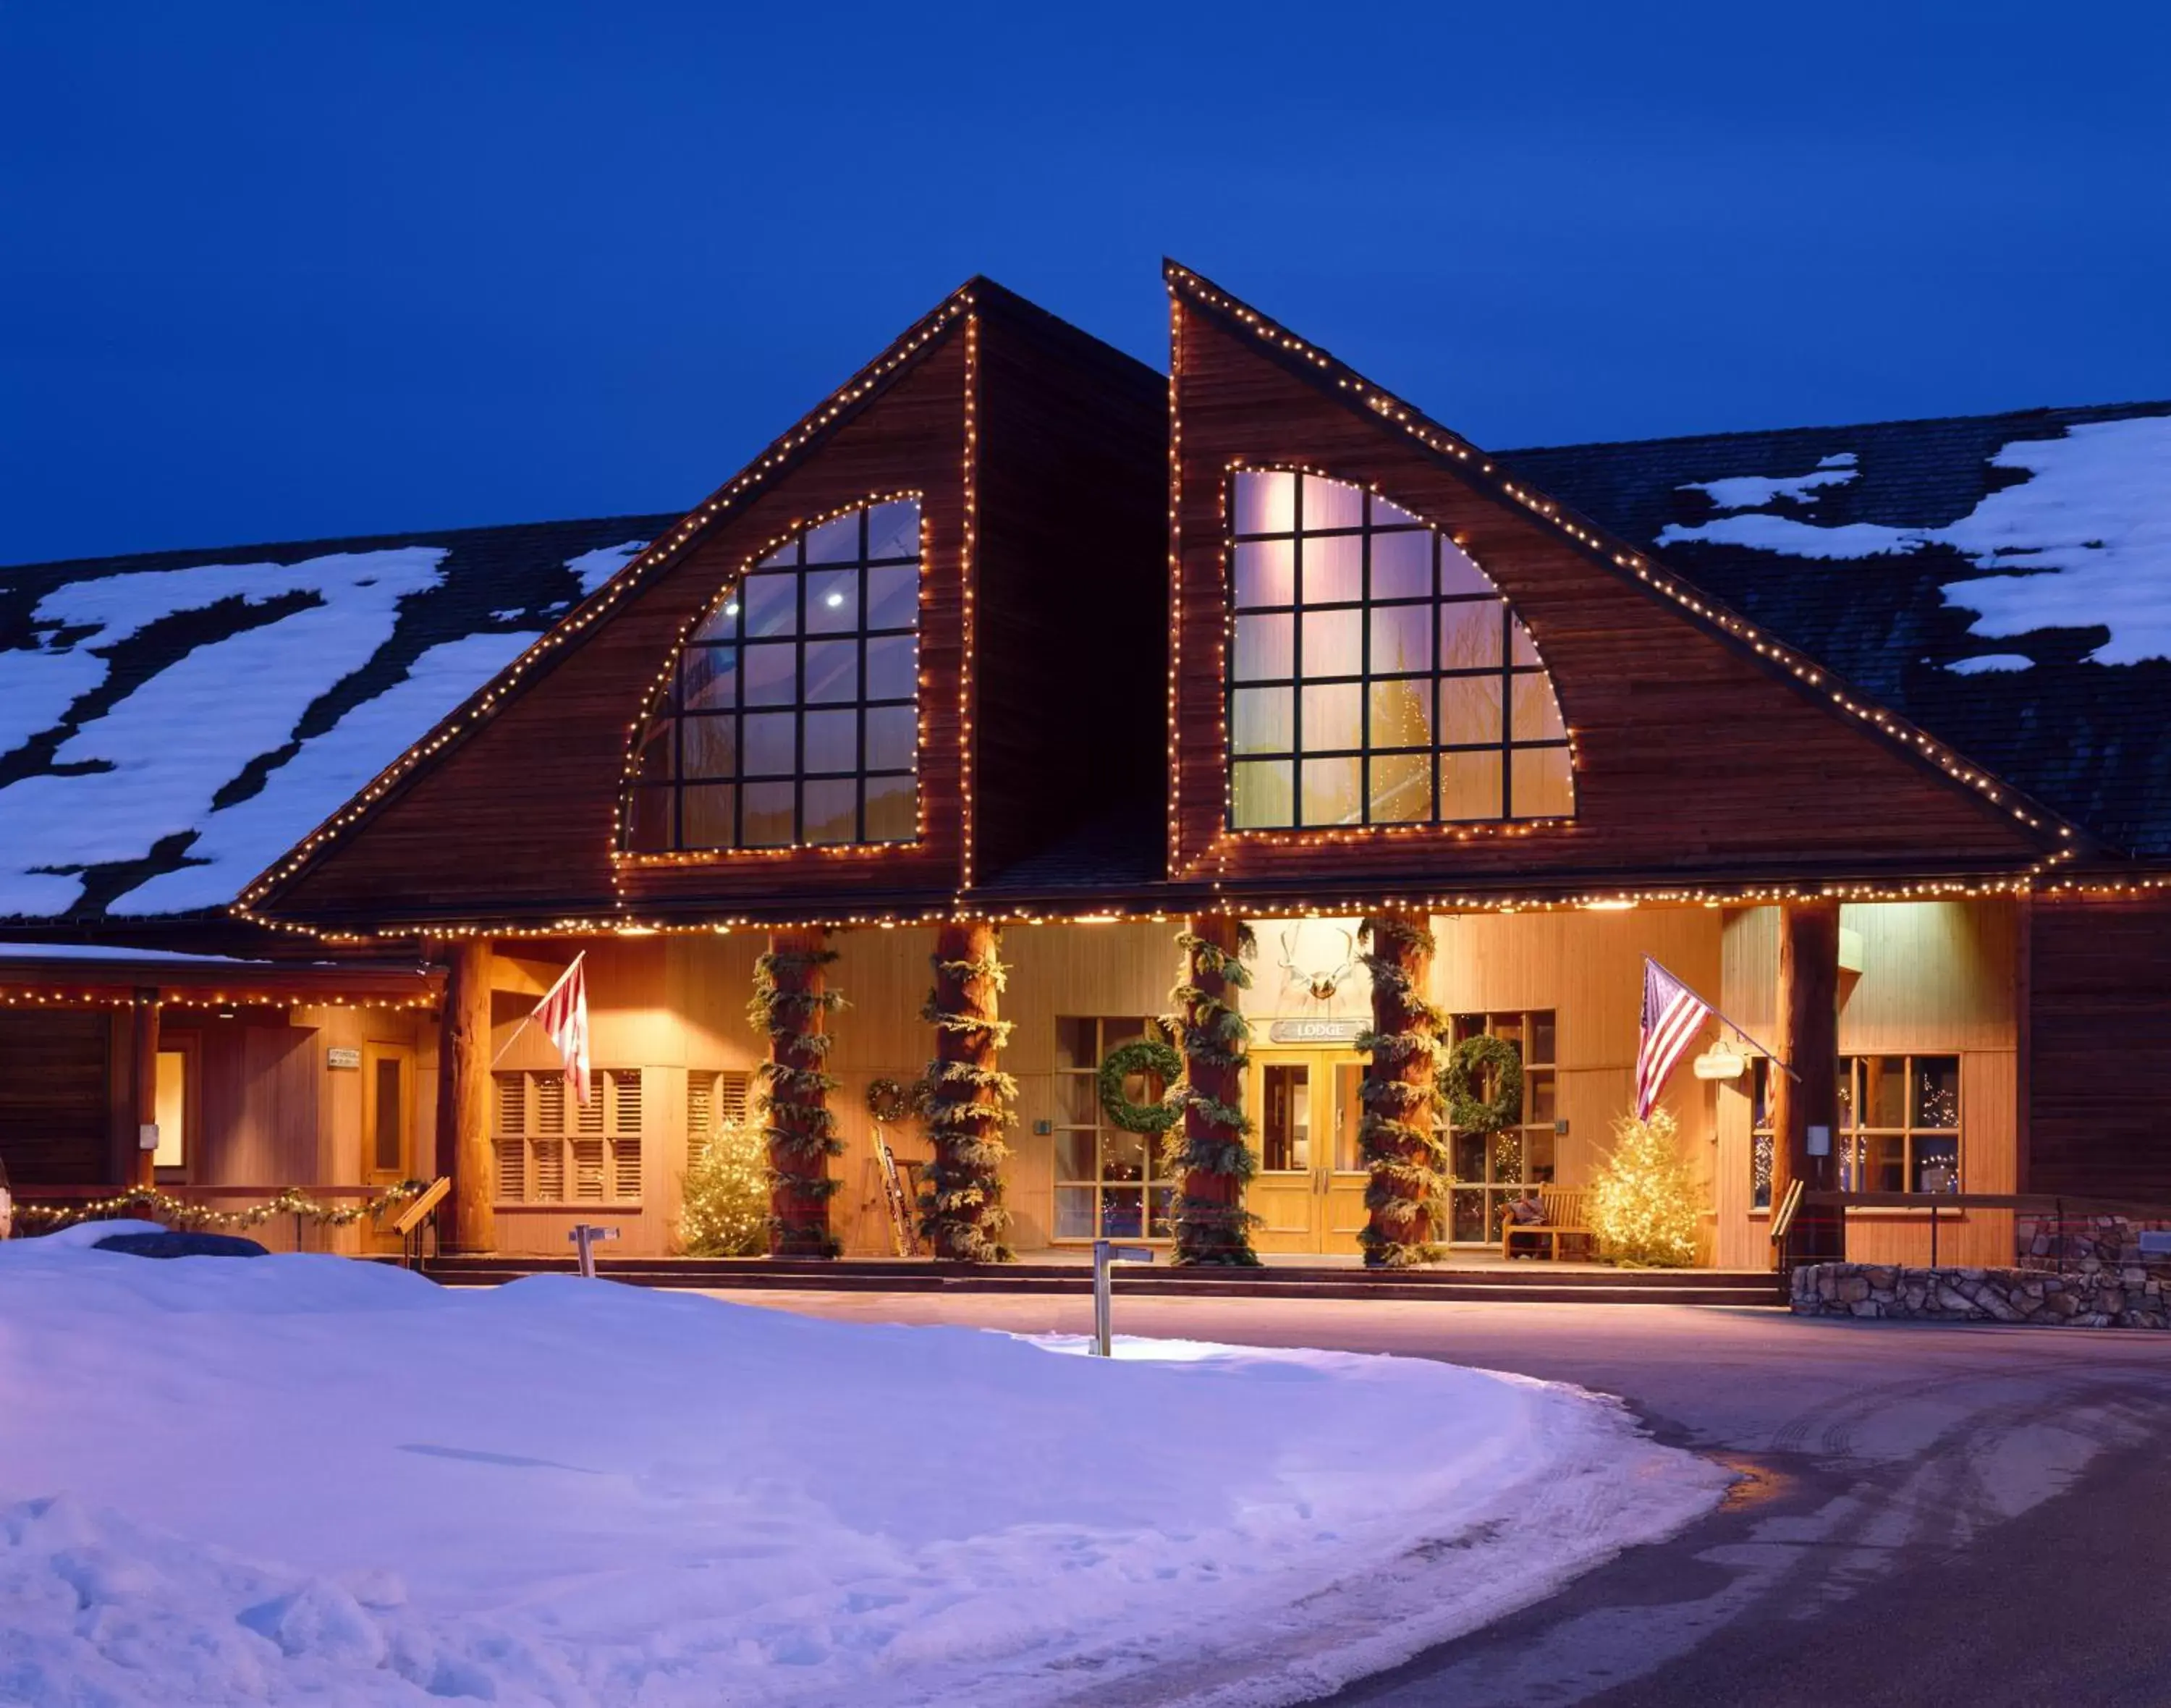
[1172,915,1258,1266]
[756,927,840,1259]
[1358,916,1442,1268]
[1771,900,1844,1263]
[130,987,161,1188]
[922,922,1011,1263]
[436,938,494,1254]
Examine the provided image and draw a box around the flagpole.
[488,951,585,1068]
[1646,955,1800,1082]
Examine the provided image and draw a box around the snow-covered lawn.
[0,1234,1727,1707]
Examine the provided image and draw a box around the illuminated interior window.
[1226,470,1573,830]
[623,499,921,852]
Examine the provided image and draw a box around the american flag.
[532,954,591,1108]
[1635,958,1711,1120]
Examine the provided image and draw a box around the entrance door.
[1245,1052,1368,1255]
[360,1043,412,1253]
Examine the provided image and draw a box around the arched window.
[622,499,921,852]
[1226,470,1572,830]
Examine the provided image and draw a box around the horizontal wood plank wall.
[1170,298,2046,888]
[0,1011,111,1185]
[1716,899,2020,1268]
[268,334,974,926]
[1429,908,1723,1207]
[972,305,1167,883]
[2029,896,2171,1201]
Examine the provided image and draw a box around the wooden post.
[436,938,494,1254]
[130,988,161,1189]
[759,927,839,1259]
[1358,916,1441,1268]
[1175,915,1256,1265]
[923,921,1011,1262]
[1771,901,1843,1263]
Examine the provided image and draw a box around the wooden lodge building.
[4,263,2169,1270]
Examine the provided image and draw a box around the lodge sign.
[1267,1018,1368,1044]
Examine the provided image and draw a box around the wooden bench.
[1499,1186,1596,1261]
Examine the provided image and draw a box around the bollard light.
[1091,1238,1154,1357]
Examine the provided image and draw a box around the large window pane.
[1300,755,1362,825]
[866,705,916,772]
[863,773,916,842]
[625,499,923,853]
[1218,473,1572,832]
[1442,749,1505,819]
[742,573,797,637]
[1370,530,1431,599]
[1301,609,1362,677]
[805,570,858,633]
[1511,672,1565,742]
[1234,539,1296,609]
[1232,686,1293,756]
[1441,675,1502,746]
[1300,682,1362,752]
[1916,1058,1960,1128]
[1233,614,1294,682]
[1303,534,1363,604]
[1232,759,1294,828]
[1369,679,1432,748]
[1301,473,1365,531]
[1510,746,1574,819]
[1369,751,1431,821]
[1235,469,1295,536]
[681,715,737,780]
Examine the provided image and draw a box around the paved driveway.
[727,1290,2171,1707]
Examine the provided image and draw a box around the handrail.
[1769,1178,1805,1246]
[391,1177,451,1238]
[1802,1190,2171,1217]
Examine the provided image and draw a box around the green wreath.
[1096,1039,1185,1136]
[1441,1034,1523,1135]
[866,1078,918,1124]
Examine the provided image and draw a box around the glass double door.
[1245,1051,1368,1255]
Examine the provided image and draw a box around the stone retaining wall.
[1792,1262,2171,1329]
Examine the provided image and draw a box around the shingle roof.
[6,397,2167,926]
[1500,400,2171,856]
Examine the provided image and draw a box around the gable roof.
[1499,401,2171,855]
[6,297,2166,929]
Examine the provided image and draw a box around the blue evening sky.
[5,1,2167,563]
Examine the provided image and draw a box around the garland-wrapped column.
[1168,916,1260,1266]
[920,922,1015,1262]
[1357,915,1446,1268]
[749,929,843,1259]
[436,938,494,1254]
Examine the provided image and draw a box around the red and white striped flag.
[532,954,591,1108]
[1635,958,1711,1120]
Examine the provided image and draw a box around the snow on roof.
[0,517,669,921]
[1656,417,2171,667]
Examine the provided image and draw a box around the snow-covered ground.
[0,1235,1727,1707]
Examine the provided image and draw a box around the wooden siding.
[1717,899,2020,1267]
[264,334,976,926]
[970,303,1167,882]
[0,1011,111,1185]
[1169,295,2049,889]
[2028,895,2171,1201]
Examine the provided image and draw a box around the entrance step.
[408,1255,1783,1308]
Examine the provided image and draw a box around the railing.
[12,1181,429,1253]
[392,1178,452,1269]
[1798,1191,2171,1272]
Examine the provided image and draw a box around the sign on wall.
[326,1047,362,1070]
[1266,1018,1368,1045]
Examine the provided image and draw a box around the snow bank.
[0,1244,1724,1707]
[1657,415,2171,666]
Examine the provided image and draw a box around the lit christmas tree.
[1587,1109,1702,1268]
[677,1121,769,1256]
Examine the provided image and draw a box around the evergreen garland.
[12,1181,428,1235]
[1356,915,1448,1268]
[917,933,1017,1262]
[1166,923,1262,1265]
[748,942,845,1258]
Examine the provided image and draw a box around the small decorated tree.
[1587,1109,1703,1268]
[677,1121,769,1256]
